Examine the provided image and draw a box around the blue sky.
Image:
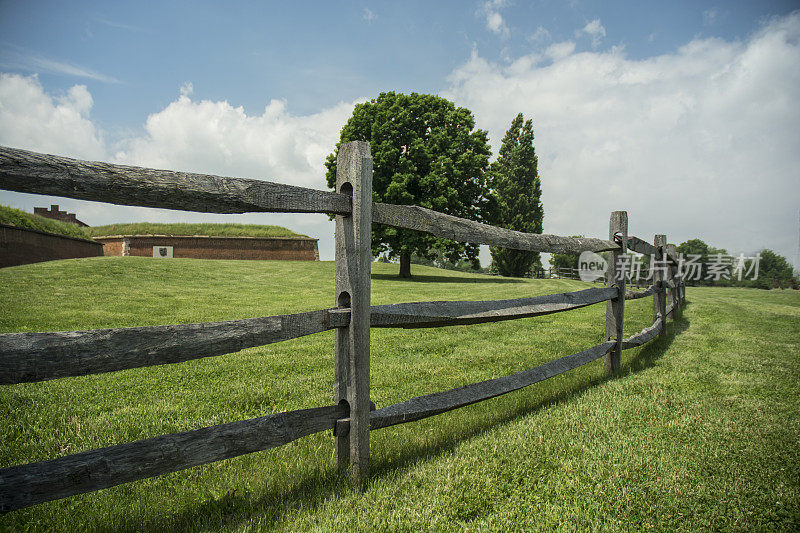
[1,1,799,267]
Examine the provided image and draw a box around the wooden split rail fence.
[0,144,686,512]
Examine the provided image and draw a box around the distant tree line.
[549,237,797,290]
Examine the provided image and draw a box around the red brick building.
[95,234,319,261]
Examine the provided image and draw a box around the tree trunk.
[399,254,412,278]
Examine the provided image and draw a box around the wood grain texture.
[0,285,617,385]
[666,248,680,265]
[0,310,334,385]
[666,243,679,316]
[653,235,668,337]
[627,236,656,256]
[365,342,615,430]
[605,211,627,373]
[620,317,663,349]
[366,287,618,328]
[0,146,351,215]
[372,202,619,254]
[624,284,659,301]
[0,403,346,512]
[333,141,372,484]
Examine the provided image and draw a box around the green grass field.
[1,257,798,531]
[0,205,93,240]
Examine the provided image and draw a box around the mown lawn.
[1,257,798,531]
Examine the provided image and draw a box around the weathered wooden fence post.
[653,234,667,335]
[334,141,372,485]
[666,243,679,318]
[605,211,627,373]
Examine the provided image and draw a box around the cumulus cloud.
[576,19,606,48]
[110,90,361,259]
[2,13,799,268]
[481,0,510,39]
[0,73,106,159]
[528,26,551,43]
[446,13,800,267]
[112,90,357,190]
[0,75,360,259]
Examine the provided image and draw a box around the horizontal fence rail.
[0,142,687,512]
[0,309,336,384]
[1,287,617,385]
[352,286,617,329]
[627,235,657,256]
[620,317,663,349]
[363,341,615,432]
[373,202,618,254]
[0,146,352,215]
[0,404,347,512]
[625,283,661,300]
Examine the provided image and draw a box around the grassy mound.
[1,259,798,531]
[0,205,92,240]
[88,222,307,239]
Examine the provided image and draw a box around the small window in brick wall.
[153,246,173,258]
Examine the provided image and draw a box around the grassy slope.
[0,205,92,240]
[0,258,798,531]
[87,222,306,238]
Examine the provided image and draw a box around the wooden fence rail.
[0,404,347,512]
[0,143,686,512]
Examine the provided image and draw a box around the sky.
[1,0,799,270]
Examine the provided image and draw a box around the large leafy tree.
[677,238,727,285]
[750,249,796,289]
[325,92,494,278]
[489,113,543,277]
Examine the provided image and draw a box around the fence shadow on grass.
[143,309,691,532]
[371,272,530,284]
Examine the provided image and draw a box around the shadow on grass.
[371,273,527,284]
[145,305,691,532]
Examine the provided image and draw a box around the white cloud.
[528,26,551,43]
[179,81,193,97]
[545,41,576,60]
[446,13,800,267]
[576,19,606,48]
[112,90,358,190]
[363,7,376,23]
[0,75,361,260]
[703,8,722,26]
[0,73,106,159]
[2,13,799,268]
[94,17,149,33]
[481,0,510,39]
[0,47,120,83]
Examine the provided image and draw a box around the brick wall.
[33,205,88,226]
[96,235,319,261]
[0,224,104,268]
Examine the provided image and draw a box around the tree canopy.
[677,238,728,285]
[489,113,543,277]
[325,92,493,278]
[677,238,797,289]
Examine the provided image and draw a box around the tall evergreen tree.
[490,113,543,277]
